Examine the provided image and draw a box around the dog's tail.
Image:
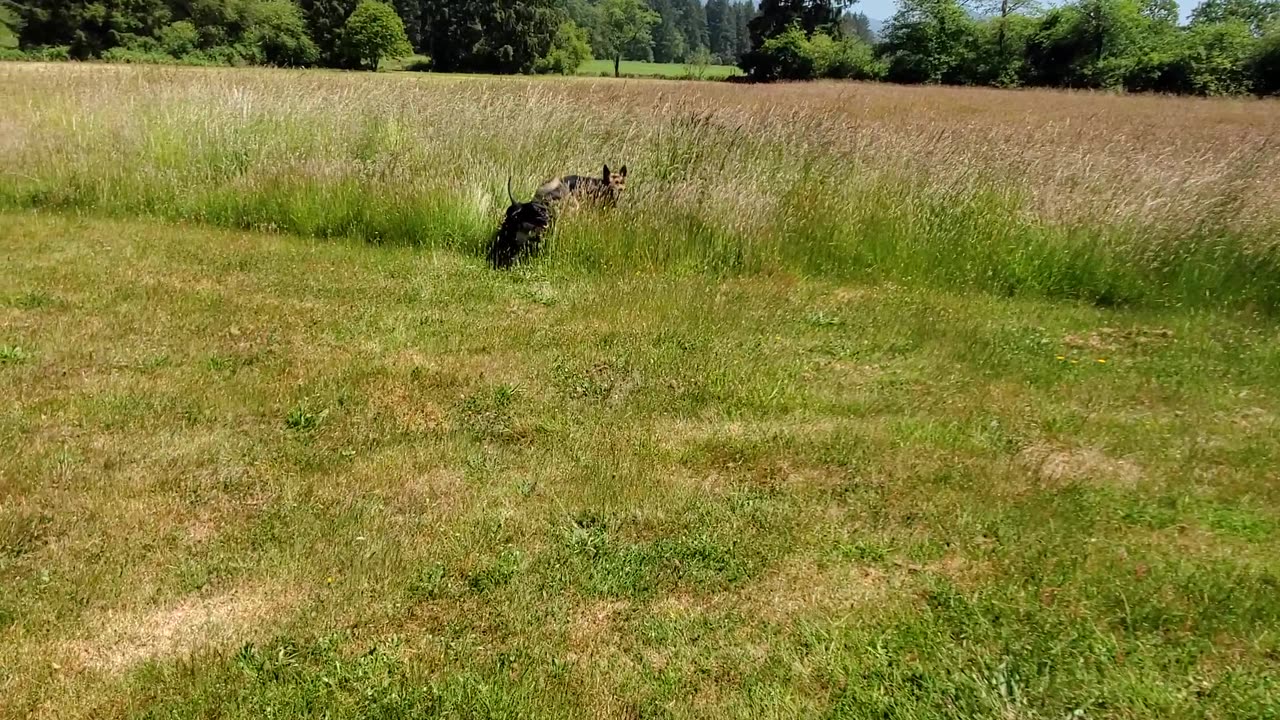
[507,175,516,205]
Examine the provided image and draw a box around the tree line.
[0,0,776,72]
[2,0,1277,94]
[745,0,1279,94]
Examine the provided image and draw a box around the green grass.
[3,64,1280,716]
[577,58,743,79]
[377,55,742,80]
[2,211,1280,718]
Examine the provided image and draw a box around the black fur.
[488,177,552,269]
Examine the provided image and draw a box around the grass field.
[577,58,742,79]
[2,63,1276,312]
[378,56,740,80]
[2,62,1280,718]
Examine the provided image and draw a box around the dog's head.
[602,164,628,198]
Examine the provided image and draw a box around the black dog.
[488,177,552,269]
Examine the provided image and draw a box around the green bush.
[244,0,320,67]
[880,0,981,85]
[809,32,884,80]
[534,20,592,75]
[1179,20,1258,95]
[158,21,200,58]
[743,25,882,82]
[100,47,178,64]
[683,45,714,79]
[748,24,818,80]
[403,56,433,71]
[173,49,236,66]
[33,45,71,61]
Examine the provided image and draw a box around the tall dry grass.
[2,62,1278,309]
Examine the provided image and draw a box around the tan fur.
[535,164,628,209]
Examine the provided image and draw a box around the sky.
[854,0,1197,26]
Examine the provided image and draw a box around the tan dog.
[535,164,628,209]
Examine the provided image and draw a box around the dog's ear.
[602,164,611,181]
[619,165,627,178]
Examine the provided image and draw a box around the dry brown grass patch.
[657,416,852,451]
[566,599,632,663]
[1018,442,1145,488]
[62,582,297,673]
[742,559,892,622]
[1062,326,1175,352]
[368,378,448,435]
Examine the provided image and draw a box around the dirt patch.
[1226,406,1276,433]
[1062,326,1174,352]
[811,360,887,393]
[739,559,893,622]
[1018,442,1144,487]
[65,583,294,672]
[567,600,631,658]
[369,380,448,435]
[657,417,850,450]
[398,467,468,509]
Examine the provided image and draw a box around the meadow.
[576,58,743,78]
[2,62,1280,718]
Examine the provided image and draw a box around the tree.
[1,1,21,49]
[564,0,609,57]
[680,0,709,54]
[157,20,198,56]
[300,0,359,66]
[741,0,851,78]
[1179,18,1258,93]
[706,0,734,59]
[16,0,171,58]
[1141,0,1179,26]
[809,30,883,77]
[735,1,753,58]
[247,0,320,66]
[752,22,818,78]
[340,0,410,69]
[1023,5,1092,85]
[747,0,849,45]
[1250,23,1280,93]
[1191,0,1280,35]
[971,0,1039,81]
[1021,0,1152,89]
[419,0,565,74]
[879,0,980,84]
[840,10,876,43]
[390,0,421,50]
[600,0,660,75]
[650,0,687,61]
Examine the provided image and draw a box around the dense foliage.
[737,0,1280,93]
[2,0,732,73]
[3,0,1278,93]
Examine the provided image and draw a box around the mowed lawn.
[379,57,742,79]
[2,211,1279,718]
[577,58,742,78]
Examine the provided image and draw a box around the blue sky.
[854,0,1198,25]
